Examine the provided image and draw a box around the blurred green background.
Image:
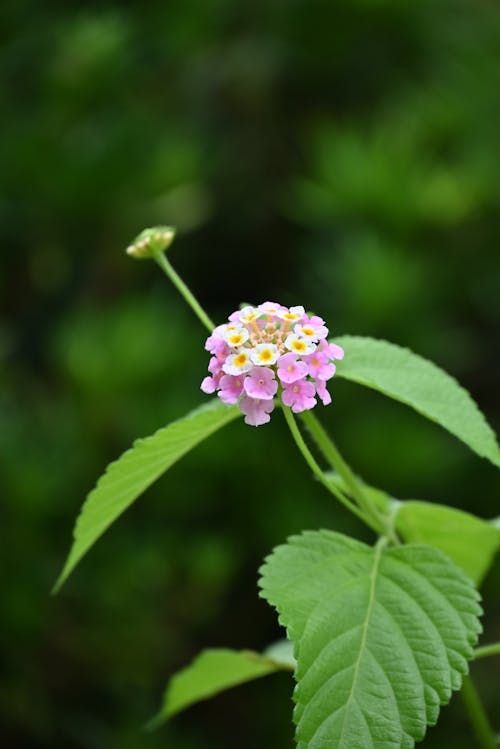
[1,0,499,747]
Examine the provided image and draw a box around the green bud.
[126,226,176,259]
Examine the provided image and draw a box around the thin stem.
[300,411,376,517]
[282,406,380,533]
[461,675,497,749]
[300,410,392,539]
[474,642,500,661]
[153,251,214,333]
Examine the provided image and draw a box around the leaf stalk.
[300,410,399,542]
[474,642,500,660]
[461,675,497,749]
[282,406,381,533]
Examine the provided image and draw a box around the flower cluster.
[200,302,344,426]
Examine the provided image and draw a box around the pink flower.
[257,301,286,316]
[205,334,229,357]
[315,379,332,406]
[277,353,308,384]
[218,374,244,404]
[200,301,342,425]
[319,339,344,360]
[294,317,328,342]
[303,351,336,381]
[308,314,326,326]
[281,378,317,413]
[243,367,278,400]
[239,396,274,426]
[208,356,223,376]
[201,376,217,394]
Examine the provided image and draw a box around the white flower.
[239,306,260,324]
[220,325,249,347]
[284,334,316,356]
[222,350,253,375]
[250,343,279,366]
[277,305,306,323]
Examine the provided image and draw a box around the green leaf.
[150,647,293,728]
[327,473,500,585]
[54,400,240,591]
[260,530,482,749]
[334,336,500,468]
[264,639,297,669]
[395,502,500,586]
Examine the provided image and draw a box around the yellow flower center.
[243,312,258,322]
[235,353,248,367]
[258,349,273,362]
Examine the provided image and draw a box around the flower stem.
[299,410,392,539]
[282,406,381,533]
[153,251,214,333]
[461,675,497,749]
[474,642,500,660]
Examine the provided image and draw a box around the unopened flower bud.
[126,226,176,259]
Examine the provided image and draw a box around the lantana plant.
[55,227,500,749]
